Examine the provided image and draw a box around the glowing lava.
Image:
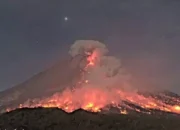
[4,40,180,115]
[6,87,180,114]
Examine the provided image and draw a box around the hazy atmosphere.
[0,0,180,93]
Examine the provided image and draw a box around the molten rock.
[0,40,180,116]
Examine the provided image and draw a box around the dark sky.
[0,0,180,93]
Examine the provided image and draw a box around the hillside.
[0,56,83,110]
[0,107,179,130]
[0,40,180,116]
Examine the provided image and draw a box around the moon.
[64,16,69,22]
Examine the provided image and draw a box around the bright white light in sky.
[64,16,69,21]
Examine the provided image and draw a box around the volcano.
[0,56,83,111]
[0,40,180,115]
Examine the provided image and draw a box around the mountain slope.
[0,40,179,115]
[0,56,84,110]
[0,107,179,130]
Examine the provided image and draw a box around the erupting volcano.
[1,40,180,115]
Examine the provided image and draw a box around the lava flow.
[5,40,180,115]
[12,87,180,114]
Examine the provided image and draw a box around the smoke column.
[4,40,180,115]
[69,40,132,91]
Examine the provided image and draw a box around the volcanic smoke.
[5,40,180,114]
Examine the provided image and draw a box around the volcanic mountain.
[0,40,180,115]
[0,55,83,111]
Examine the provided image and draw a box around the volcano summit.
[0,40,180,115]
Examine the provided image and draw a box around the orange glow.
[174,106,180,111]
[85,80,89,83]
[120,110,128,114]
[6,87,180,115]
[86,51,97,67]
[5,49,180,115]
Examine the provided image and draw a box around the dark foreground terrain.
[0,108,179,130]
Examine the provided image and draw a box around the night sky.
[0,0,180,93]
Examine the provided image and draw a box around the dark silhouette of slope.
[0,55,85,110]
[0,107,179,130]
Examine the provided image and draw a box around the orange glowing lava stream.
[6,88,180,114]
[5,50,180,115]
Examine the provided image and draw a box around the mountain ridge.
[0,107,179,130]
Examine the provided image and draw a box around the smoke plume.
[69,40,108,57]
[4,40,180,115]
[69,40,132,91]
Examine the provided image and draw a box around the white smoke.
[69,40,132,91]
[69,40,108,57]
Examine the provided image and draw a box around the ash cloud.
[69,40,108,58]
[69,40,132,92]
[2,40,180,114]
